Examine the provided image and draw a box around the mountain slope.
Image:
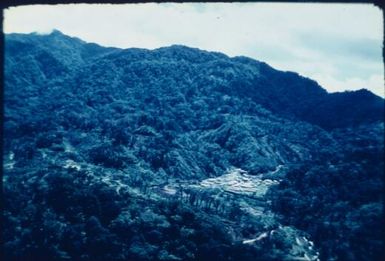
[3,31,384,261]
[5,30,383,130]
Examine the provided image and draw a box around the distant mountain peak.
[28,29,64,36]
[49,29,65,36]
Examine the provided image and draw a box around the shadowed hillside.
[3,30,384,261]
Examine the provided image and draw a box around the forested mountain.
[3,30,384,261]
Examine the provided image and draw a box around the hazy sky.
[4,3,384,97]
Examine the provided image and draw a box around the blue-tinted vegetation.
[3,30,384,261]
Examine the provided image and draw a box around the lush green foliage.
[269,124,384,260]
[3,30,384,260]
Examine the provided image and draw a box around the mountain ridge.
[3,30,384,261]
[9,29,383,100]
[5,30,383,130]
